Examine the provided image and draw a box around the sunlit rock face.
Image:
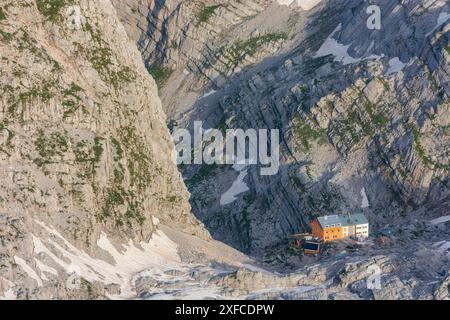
[0,0,210,299]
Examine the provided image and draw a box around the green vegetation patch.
[0,29,13,42]
[72,137,103,164]
[376,76,390,91]
[334,110,366,147]
[148,65,173,88]
[15,29,61,70]
[197,4,221,26]
[291,175,306,193]
[7,80,57,122]
[185,164,219,188]
[62,82,83,119]
[110,137,123,161]
[293,116,328,151]
[229,33,288,62]
[411,126,449,171]
[36,0,71,22]
[69,136,105,184]
[93,136,104,163]
[100,187,146,227]
[63,82,82,99]
[99,134,147,227]
[331,88,392,152]
[34,130,69,166]
[240,194,256,253]
[364,99,389,128]
[0,122,15,154]
[80,23,136,90]
[0,7,6,21]
[118,125,157,191]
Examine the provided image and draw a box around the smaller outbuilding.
[303,240,322,255]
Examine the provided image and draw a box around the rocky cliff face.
[0,0,212,299]
[113,0,450,258]
[1,0,449,301]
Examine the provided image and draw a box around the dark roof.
[304,242,320,251]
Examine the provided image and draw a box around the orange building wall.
[323,226,345,241]
[312,219,346,242]
[312,219,324,239]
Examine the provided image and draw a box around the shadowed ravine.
[114,0,450,260]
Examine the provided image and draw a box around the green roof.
[346,213,369,226]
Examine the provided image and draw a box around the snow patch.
[200,90,216,99]
[430,215,450,225]
[32,221,181,298]
[134,265,235,300]
[14,256,43,287]
[152,216,160,226]
[220,168,250,205]
[386,57,406,75]
[35,259,58,281]
[360,188,370,208]
[426,12,450,37]
[392,5,402,14]
[314,24,384,65]
[0,288,16,300]
[277,0,322,10]
[434,241,450,257]
[0,279,16,300]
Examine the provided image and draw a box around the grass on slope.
[197,4,222,26]
[36,0,73,22]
